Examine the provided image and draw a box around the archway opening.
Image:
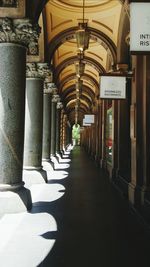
[72,124,81,146]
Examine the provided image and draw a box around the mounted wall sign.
[84,114,95,123]
[130,2,150,52]
[100,76,126,99]
[83,119,91,126]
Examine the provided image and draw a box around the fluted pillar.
[23,63,47,186]
[0,18,39,213]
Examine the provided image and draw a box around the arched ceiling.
[40,0,124,125]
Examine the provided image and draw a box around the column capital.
[52,94,60,103]
[26,62,42,78]
[0,18,40,56]
[44,82,57,94]
[37,63,53,82]
[57,102,63,110]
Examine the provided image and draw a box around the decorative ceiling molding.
[26,0,125,22]
[86,51,103,62]
[50,13,72,31]
[85,69,98,78]
[54,56,105,82]
[57,0,111,8]
[56,50,73,61]
[66,101,89,113]
[60,69,73,78]
[92,20,113,34]
[47,26,117,64]
[64,93,93,108]
[61,85,95,103]
[58,73,99,94]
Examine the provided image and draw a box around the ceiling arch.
[59,73,99,95]
[31,0,127,125]
[64,93,93,109]
[47,26,117,64]
[26,0,125,22]
[54,55,105,82]
[66,100,89,113]
[61,85,95,104]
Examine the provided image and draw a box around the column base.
[0,186,32,215]
[128,183,150,224]
[23,168,47,189]
[128,182,136,205]
[100,158,107,169]
[42,160,54,172]
[113,174,129,198]
[50,155,57,170]
[128,183,148,207]
[55,153,62,163]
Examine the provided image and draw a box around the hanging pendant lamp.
[75,0,90,51]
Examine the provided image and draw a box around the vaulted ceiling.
[29,0,127,125]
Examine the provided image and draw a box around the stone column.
[42,83,52,161]
[23,63,47,187]
[60,110,64,156]
[56,102,63,155]
[63,114,68,151]
[129,55,150,210]
[0,18,39,213]
[50,93,60,157]
[36,63,53,162]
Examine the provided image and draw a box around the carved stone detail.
[28,23,41,56]
[0,18,15,42]
[0,0,17,7]
[26,63,42,79]
[0,18,40,55]
[44,82,57,94]
[52,94,60,103]
[37,63,52,82]
[57,102,63,110]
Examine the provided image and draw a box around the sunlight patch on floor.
[47,170,69,181]
[0,212,57,267]
[30,183,65,203]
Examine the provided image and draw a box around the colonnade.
[0,17,69,214]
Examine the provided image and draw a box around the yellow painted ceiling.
[43,0,123,125]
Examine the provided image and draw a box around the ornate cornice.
[0,18,40,55]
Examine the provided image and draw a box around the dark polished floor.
[36,146,150,267]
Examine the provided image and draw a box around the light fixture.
[76,78,83,93]
[75,51,85,78]
[75,0,90,52]
[75,61,85,78]
[75,110,78,126]
[76,90,80,99]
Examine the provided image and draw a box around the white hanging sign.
[84,114,95,123]
[130,3,150,52]
[100,76,126,99]
[83,119,91,126]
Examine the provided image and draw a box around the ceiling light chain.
[75,0,90,52]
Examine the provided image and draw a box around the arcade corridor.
[1,1,150,266]
[0,146,150,267]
